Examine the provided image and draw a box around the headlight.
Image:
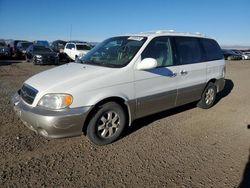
[36,55,42,58]
[38,94,73,109]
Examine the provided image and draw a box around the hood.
[25,63,113,93]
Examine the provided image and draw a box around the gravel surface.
[0,60,250,187]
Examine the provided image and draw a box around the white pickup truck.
[64,42,91,61]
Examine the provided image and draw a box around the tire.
[25,55,30,62]
[87,102,126,145]
[32,57,37,65]
[197,82,217,109]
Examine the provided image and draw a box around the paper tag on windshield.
[128,36,144,41]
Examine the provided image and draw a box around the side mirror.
[137,58,157,70]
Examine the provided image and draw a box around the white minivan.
[12,31,225,145]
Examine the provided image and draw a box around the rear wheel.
[87,102,126,145]
[197,82,217,109]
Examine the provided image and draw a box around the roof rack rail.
[139,30,206,37]
[140,30,175,34]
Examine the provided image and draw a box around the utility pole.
[70,24,72,41]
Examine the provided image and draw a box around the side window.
[26,45,32,53]
[66,44,75,49]
[175,37,202,65]
[66,44,71,49]
[141,37,173,67]
[200,39,223,61]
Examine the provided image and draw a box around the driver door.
[134,36,179,118]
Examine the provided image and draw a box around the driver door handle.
[180,70,188,75]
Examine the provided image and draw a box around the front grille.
[44,55,56,61]
[20,84,38,104]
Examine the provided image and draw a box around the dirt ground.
[0,60,250,187]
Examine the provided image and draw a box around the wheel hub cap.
[205,88,215,105]
[97,111,120,138]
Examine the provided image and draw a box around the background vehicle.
[26,45,59,65]
[33,40,50,47]
[16,42,33,58]
[50,40,70,63]
[222,49,242,60]
[9,40,28,56]
[64,42,92,61]
[242,52,250,60]
[0,40,11,58]
[50,40,67,53]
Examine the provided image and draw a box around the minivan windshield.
[79,36,147,68]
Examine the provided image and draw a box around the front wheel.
[87,102,126,145]
[32,57,37,65]
[197,83,217,109]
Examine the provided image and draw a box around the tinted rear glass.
[76,44,91,50]
[0,42,6,47]
[22,42,33,49]
[175,37,202,65]
[200,39,223,61]
[34,46,52,53]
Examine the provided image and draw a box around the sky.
[0,0,250,46]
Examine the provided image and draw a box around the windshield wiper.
[81,59,121,68]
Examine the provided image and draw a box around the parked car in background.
[232,49,244,59]
[50,40,67,53]
[26,45,59,65]
[0,40,11,58]
[9,40,28,56]
[242,52,250,60]
[222,49,242,60]
[50,40,70,63]
[33,40,50,47]
[16,42,33,58]
[12,31,225,145]
[64,42,92,61]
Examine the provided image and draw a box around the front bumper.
[35,56,59,65]
[12,93,92,138]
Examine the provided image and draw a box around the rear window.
[200,39,223,61]
[22,42,33,49]
[34,46,52,53]
[0,42,6,47]
[76,44,91,50]
[174,37,202,65]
